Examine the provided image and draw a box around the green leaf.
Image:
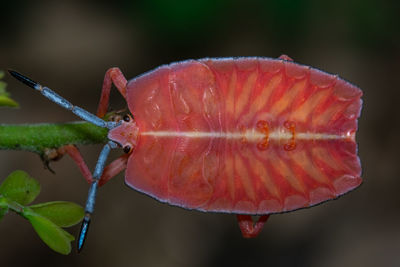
[24,211,73,255]
[62,227,75,242]
[0,207,8,220]
[0,170,40,205]
[0,197,10,220]
[30,201,84,227]
[0,95,19,107]
[0,196,8,209]
[0,71,19,108]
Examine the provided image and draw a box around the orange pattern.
[123,58,362,215]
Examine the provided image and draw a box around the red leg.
[236,214,270,238]
[278,54,293,61]
[97,67,128,118]
[56,68,129,185]
[59,145,128,187]
[95,67,129,184]
[58,145,93,184]
[98,154,129,186]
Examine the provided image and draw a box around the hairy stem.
[0,122,108,154]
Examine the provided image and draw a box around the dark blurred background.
[0,0,399,266]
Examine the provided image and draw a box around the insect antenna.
[78,140,117,252]
[8,70,117,129]
[9,70,120,252]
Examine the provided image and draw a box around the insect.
[9,55,363,251]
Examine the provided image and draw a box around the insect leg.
[78,140,118,252]
[65,68,128,186]
[236,214,270,238]
[58,145,128,187]
[58,145,94,184]
[98,154,129,186]
[278,54,294,61]
[96,68,128,118]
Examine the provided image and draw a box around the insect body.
[9,56,363,250]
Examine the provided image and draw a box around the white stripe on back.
[141,129,352,141]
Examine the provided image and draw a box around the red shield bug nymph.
[9,55,363,251]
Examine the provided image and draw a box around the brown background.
[0,0,399,266]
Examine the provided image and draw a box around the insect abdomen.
[124,58,362,215]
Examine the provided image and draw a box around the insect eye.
[123,115,131,122]
[123,145,132,154]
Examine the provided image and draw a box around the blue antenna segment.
[78,216,90,251]
[8,70,114,129]
[85,181,99,214]
[41,87,73,109]
[73,106,107,128]
[85,141,116,213]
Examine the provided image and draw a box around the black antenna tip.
[8,70,40,89]
[77,214,91,253]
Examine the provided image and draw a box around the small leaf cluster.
[0,71,19,107]
[0,170,84,254]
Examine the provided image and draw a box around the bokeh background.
[1,0,399,266]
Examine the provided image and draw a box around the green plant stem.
[0,196,24,214]
[0,195,48,221]
[0,121,108,154]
